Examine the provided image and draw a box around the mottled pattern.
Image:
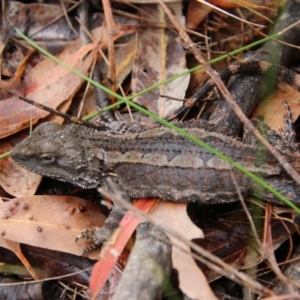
[166,61,300,121]
[11,120,300,204]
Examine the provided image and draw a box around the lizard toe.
[77,226,114,255]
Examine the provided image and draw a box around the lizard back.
[11,121,300,205]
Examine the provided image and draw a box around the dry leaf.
[5,2,71,41]
[150,202,217,299]
[186,0,213,30]
[195,206,299,282]
[252,82,300,132]
[0,156,41,198]
[0,43,97,138]
[0,196,106,259]
[0,238,40,279]
[100,40,136,88]
[132,3,189,118]
[205,0,273,9]
[0,131,42,197]
[1,2,73,77]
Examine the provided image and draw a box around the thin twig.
[102,0,117,105]
[229,170,262,248]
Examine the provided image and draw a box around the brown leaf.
[0,130,42,197]
[0,239,40,279]
[251,82,300,132]
[194,205,299,282]
[0,43,97,138]
[0,156,41,198]
[186,0,212,30]
[5,2,71,42]
[149,202,217,299]
[0,244,93,283]
[131,3,189,118]
[100,40,136,88]
[0,196,106,259]
[204,0,273,9]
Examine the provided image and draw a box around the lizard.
[9,60,300,253]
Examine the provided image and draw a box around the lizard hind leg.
[278,100,299,151]
[243,101,299,153]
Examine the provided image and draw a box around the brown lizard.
[9,60,300,253]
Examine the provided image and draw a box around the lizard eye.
[39,154,55,164]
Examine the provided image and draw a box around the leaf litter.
[0,1,300,299]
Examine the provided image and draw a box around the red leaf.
[90,198,157,299]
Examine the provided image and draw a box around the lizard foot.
[77,203,126,255]
[77,226,113,255]
[278,100,299,151]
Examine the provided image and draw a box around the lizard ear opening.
[39,153,55,164]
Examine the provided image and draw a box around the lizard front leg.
[77,179,131,255]
[77,205,125,255]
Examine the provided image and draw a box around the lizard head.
[11,122,104,189]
